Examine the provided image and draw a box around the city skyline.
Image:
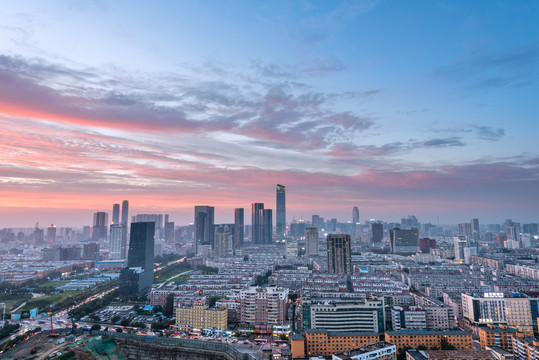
[1,1,538,226]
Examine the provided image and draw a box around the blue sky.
[0,0,538,226]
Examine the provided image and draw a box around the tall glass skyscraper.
[194,206,215,255]
[251,203,264,244]
[234,208,244,248]
[276,184,286,236]
[112,203,120,224]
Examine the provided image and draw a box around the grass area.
[35,280,71,290]
[22,290,81,312]
[1,293,33,311]
[155,269,190,283]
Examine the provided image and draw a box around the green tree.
[397,346,413,360]
[441,337,456,350]
[116,327,123,333]
[120,318,131,326]
[417,345,428,350]
[91,324,101,331]
[111,315,121,324]
[163,293,175,317]
[209,296,221,308]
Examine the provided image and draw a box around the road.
[156,270,193,289]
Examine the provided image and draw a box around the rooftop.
[408,350,496,360]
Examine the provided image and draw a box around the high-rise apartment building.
[194,206,214,255]
[352,206,360,237]
[251,203,264,245]
[305,227,319,256]
[214,224,234,257]
[92,212,108,241]
[389,228,419,254]
[276,184,286,236]
[327,234,352,274]
[112,203,120,224]
[234,208,244,248]
[263,208,273,244]
[240,286,289,326]
[83,242,100,261]
[454,235,468,261]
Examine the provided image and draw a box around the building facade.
[327,234,352,275]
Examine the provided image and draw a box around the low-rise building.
[479,325,521,352]
[407,350,496,360]
[384,330,473,351]
[291,329,379,358]
[511,336,539,360]
[175,303,227,331]
[333,342,396,360]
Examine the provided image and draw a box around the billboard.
[30,308,38,319]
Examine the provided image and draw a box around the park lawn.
[1,293,33,311]
[35,280,71,290]
[22,290,81,312]
[155,269,190,283]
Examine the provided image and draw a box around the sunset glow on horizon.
[1,0,538,227]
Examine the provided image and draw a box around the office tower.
[276,184,286,236]
[523,223,539,236]
[214,224,234,257]
[121,200,129,225]
[389,228,419,254]
[462,293,506,326]
[401,215,419,228]
[132,214,164,239]
[33,224,44,245]
[263,209,273,244]
[418,238,436,253]
[506,222,521,241]
[371,223,384,243]
[92,212,108,241]
[109,223,127,259]
[251,203,264,245]
[46,224,56,244]
[82,226,91,240]
[119,222,155,298]
[305,227,319,256]
[471,218,480,242]
[112,203,120,224]
[454,235,468,261]
[327,234,352,274]
[194,206,215,255]
[164,215,175,244]
[83,243,100,261]
[352,206,360,237]
[234,208,244,248]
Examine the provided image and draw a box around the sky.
[0,0,538,227]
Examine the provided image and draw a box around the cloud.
[474,126,505,141]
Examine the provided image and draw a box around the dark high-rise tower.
[112,204,120,224]
[121,200,129,225]
[276,184,286,236]
[47,225,56,244]
[127,222,155,270]
[471,218,480,242]
[263,208,273,244]
[371,223,384,243]
[194,206,215,254]
[120,221,155,297]
[352,207,359,225]
[251,203,264,244]
[327,234,352,274]
[234,208,244,248]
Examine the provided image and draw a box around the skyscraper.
[276,184,286,236]
[121,200,129,225]
[352,206,360,237]
[214,224,234,257]
[251,203,264,245]
[234,208,244,248]
[112,203,120,224]
[92,212,108,241]
[305,227,319,256]
[194,206,215,255]
[119,222,155,298]
[327,234,352,274]
[263,208,273,244]
[109,223,127,259]
[47,224,56,244]
[471,218,480,242]
[371,222,384,243]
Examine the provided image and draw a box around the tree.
[111,315,121,324]
[120,318,131,326]
[163,293,175,317]
[116,327,123,333]
[441,337,456,350]
[209,296,221,308]
[417,345,428,350]
[397,346,413,360]
[91,324,101,331]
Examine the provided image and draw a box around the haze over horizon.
[1,1,538,228]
